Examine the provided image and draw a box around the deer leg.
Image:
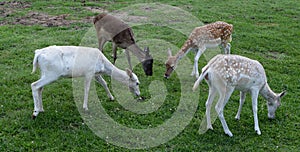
[112,43,117,64]
[38,87,44,112]
[191,47,205,78]
[95,75,114,100]
[31,83,41,118]
[98,38,106,52]
[225,43,231,54]
[221,42,231,54]
[216,86,234,137]
[250,90,261,135]
[206,86,217,130]
[235,91,246,120]
[31,76,58,119]
[83,75,93,111]
[125,49,133,71]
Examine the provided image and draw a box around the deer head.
[126,68,141,97]
[164,48,178,79]
[141,47,153,76]
[267,91,286,119]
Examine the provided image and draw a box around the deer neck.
[127,44,146,62]
[111,67,129,85]
[100,57,129,85]
[175,38,194,60]
[260,83,277,102]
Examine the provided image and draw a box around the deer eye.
[136,82,139,86]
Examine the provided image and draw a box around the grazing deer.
[193,54,286,137]
[31,46,141,119]
[94,13,153,76]
[164,21,233,79]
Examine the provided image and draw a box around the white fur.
[193,54,286,137]
[31,46,140,118]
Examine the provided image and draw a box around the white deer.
[94,13,153,76]
[164,21,233,79]
[31,46,141,119]
[193,54,286,137]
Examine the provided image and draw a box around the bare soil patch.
[0,1,31,9]
[15,12,74,27]
[0,2,102,27]
[0,1,31,20]
[8,11,93,27]
[0,1,150,27]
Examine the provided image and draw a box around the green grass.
[1,0,299,151]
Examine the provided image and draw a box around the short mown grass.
[0,0,299,151]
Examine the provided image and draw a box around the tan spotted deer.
[164,21,233,79]
[192,54,286,137]
[94,13,153,76]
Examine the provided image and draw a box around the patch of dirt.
[0,2,104,27]
[0,1,31,19]
[14,12,91,27]
[0,2,148,27]
[0,1,31,9]
[1,11,94,27]
[0,1,151,27]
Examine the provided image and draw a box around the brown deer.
[94,13,153,76]
[164,21,233,79]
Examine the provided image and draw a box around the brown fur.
[93,13,107,24]
[93,13,153,76]
[164,21,233,78]
[112,28,135,49]
[181,21,233,54]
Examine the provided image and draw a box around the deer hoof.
[137,96,145,102]
[226,131,233,137]
[32,115,37,120]
[110,96,115,101]
[256,130,261,135]
[207,125,213,130]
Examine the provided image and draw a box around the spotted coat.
[193,54,286,137]
[164,21,233,78]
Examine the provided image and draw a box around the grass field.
[0,0,299,151]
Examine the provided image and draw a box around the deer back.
[94,13,136,48]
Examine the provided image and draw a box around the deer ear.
[167,48,172,57]
[126,68,133,79]
[278,91,286,98]
[144,47,150,56]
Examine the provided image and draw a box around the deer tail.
[32,49,41,74]
[192,66,209,91]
